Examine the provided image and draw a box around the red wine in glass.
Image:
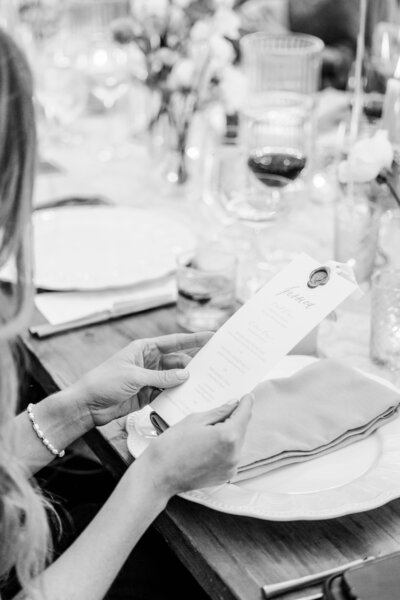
[363,94,384,122]
[248,148,307,188]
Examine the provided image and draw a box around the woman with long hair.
[0,29,252,600]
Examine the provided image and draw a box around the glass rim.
[176,248,237,274]
[240,32,325,56]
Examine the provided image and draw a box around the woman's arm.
[13,332,212,475]
[18,398,252,600]
[13,385,95,475]
[35,454,170,600]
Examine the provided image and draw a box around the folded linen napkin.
[35,277,176,325]
[233,359,399,482]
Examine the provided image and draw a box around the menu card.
[152,254,358,425]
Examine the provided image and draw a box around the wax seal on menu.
[307,266,331,288]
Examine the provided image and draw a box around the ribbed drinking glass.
[240,32,324,96]
[370,268,400,370]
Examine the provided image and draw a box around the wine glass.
[0,0,17,34]
[36,60,88,129]
[213,92,312,299]
[347,23,400,125]
[369,22,400,94]
[78,38,130,110]
[210,92,310,299]
[223,91,311,223]
[35,40,88,150]
[245,92,309,213]
[76,37,131,160]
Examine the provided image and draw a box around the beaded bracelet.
[27,403,65,458]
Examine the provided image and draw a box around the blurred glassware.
[334,181,382,284]
[65,0,129,38]
[35,40,88,145]
[239,33,323,215]
[368,21,400,94]
[176,244,237,332]
[77,37,130,111]
[81,92,133,162]
[17,0,65,43]
[212,93,311,230]
[370,267,400,370]
[74,29,132,160]
[379,209,400,269]
[381,59,400,147]
[333,119,397,285]
[345,24,400,127]
[237,92,311,222]
[209,92,311,298]
[240,32,324,97]
[346,64,383,128]
[237,216,321,302]
[209,137,321,301]
[353,22,400,127]
[0,0,18,34]
[238,0,289,34]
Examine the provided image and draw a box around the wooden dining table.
[23,89,400,599]
[21,302,400,600]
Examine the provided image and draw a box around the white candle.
[349,0,367,145]
[382,76,400,146]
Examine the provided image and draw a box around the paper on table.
[35,277,176,325]
[151,254,359,426]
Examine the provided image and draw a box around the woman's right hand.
[140,395,253,497]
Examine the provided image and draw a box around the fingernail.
[177,369,189,380]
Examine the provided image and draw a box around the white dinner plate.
[126,355,400,521]
[32,207,196,290]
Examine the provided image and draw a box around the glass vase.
[334,181,382,284]
[147,94,213,199]
[147,107,188,185]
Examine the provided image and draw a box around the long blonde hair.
[0,29,52,596]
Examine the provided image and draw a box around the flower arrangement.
[113,0,246,184]
[338,129,400,207]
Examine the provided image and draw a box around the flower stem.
[377,171,400,209]
[386,178,400,209]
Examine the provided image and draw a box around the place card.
[151,253,358,425]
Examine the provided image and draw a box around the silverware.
[291,593,323,600]
[34,195,112,211]
[38,158,65,175]
[29,293,175,339]
[262,556,373,598]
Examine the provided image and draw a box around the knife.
[262,556,374,598]
[34,195,112,211]
[29,293,176,339]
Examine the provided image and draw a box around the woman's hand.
[141,395,253,497]
[72,332,212,427]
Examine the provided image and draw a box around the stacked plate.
[33,206,196,290]
[127,356,400,521]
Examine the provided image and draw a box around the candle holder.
[382,73,400,146]
[334,181,382,284]
[370,268,400,370]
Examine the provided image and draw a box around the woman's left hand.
[72,332,212,427]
